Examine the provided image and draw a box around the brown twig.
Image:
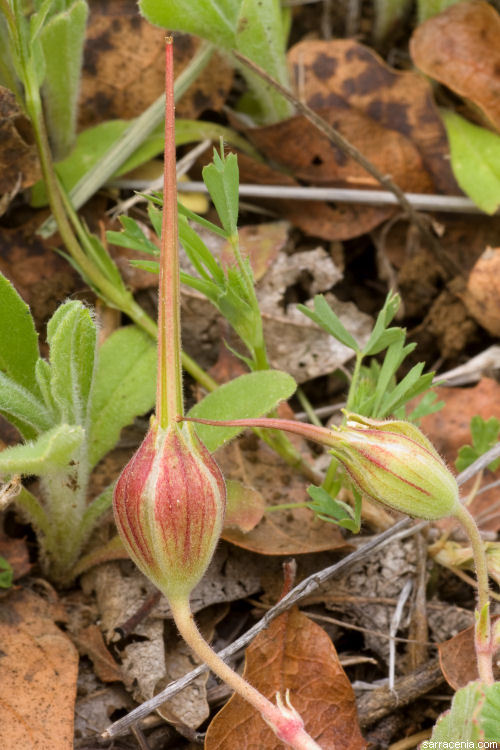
[231,49,460,275]
[356,658,445,729]
[408,532,429,670]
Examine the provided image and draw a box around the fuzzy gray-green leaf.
[0,272,41,396]
[39,0,88,160]
[0,372,53,439]
[88,326,156,467]
[0,423,84,476]
[47,301,97,425]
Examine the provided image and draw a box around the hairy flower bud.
[182,412,460,521]
[113,418,226,602]
[330,414,460,520]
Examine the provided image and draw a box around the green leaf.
[442,110,500,215]
[456,415,500,473]
[307,484,361,533]
[39,0,88,160]
[202,148,240,238]
[139,0,292,124]
[31,119,162,206]
[177,201,229,239]
[481,681,500,741]
[88,326,156,467]
[0,372,53,439]
[234,0,293,122]
[179,216,225,283]
[430,681,500,742]
[46,301,97,425]
[129,259,160,274]
[188,370,296,452]
[139,0,239,48]
[0,556,13,588]
[362,292,401,356]
[0,423,84,476]
[405,390,444,423]
[107,215,160,255]
[377,361,426,418]
[298,295,360,352]
[35,358,57,419]
[0,272,40,395]
[371,339,408,417]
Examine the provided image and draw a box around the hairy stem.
[170,598,322,750]
[157,37,183,427]
[453,502,493,684]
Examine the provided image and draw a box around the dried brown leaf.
[410,1,500,132]
[205,607,366,749]
[220,222,290,282]
[287,38,457,193]
[225,479,266,533]
[0,218,80,327]
[78,2,232,128]
[438,615,500,690]
[246,109,435,193]
[235,150,393,241]
[75,624,125,683]
[464,246,500,336]
[0,589,78,750]
[218,440,348,555]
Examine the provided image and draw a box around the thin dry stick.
[388,579,413,691]
[102,450,493,739]
[231,49,459,275]
[407,532,430,670]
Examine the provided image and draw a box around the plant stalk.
[453,502,494,684]
[169,598,322,750]
[157,37,183,427]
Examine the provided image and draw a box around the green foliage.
[0,423,84,475]
[299,291,442,421]
[430,681,500,742]
[0,271,157,581]
[0,556,13,589]
[0,0,88,159]
[456,416,500,473]
[46,300,97,425]
[31,118,257,208]
[299,291,443,533]
[38,0,88,160]
[89,326,157,468]
[0,273,41,397]
[202,147,240,239]
[109,147,268,369]
[188,371,297,452]
[139,0,292,124]
[307,484,361,533]
[441,110,500,215]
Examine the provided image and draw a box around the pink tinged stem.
[169,598,323,750]
[180,416,339,447]
[453,502,494,684]
[157,37,183,428]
